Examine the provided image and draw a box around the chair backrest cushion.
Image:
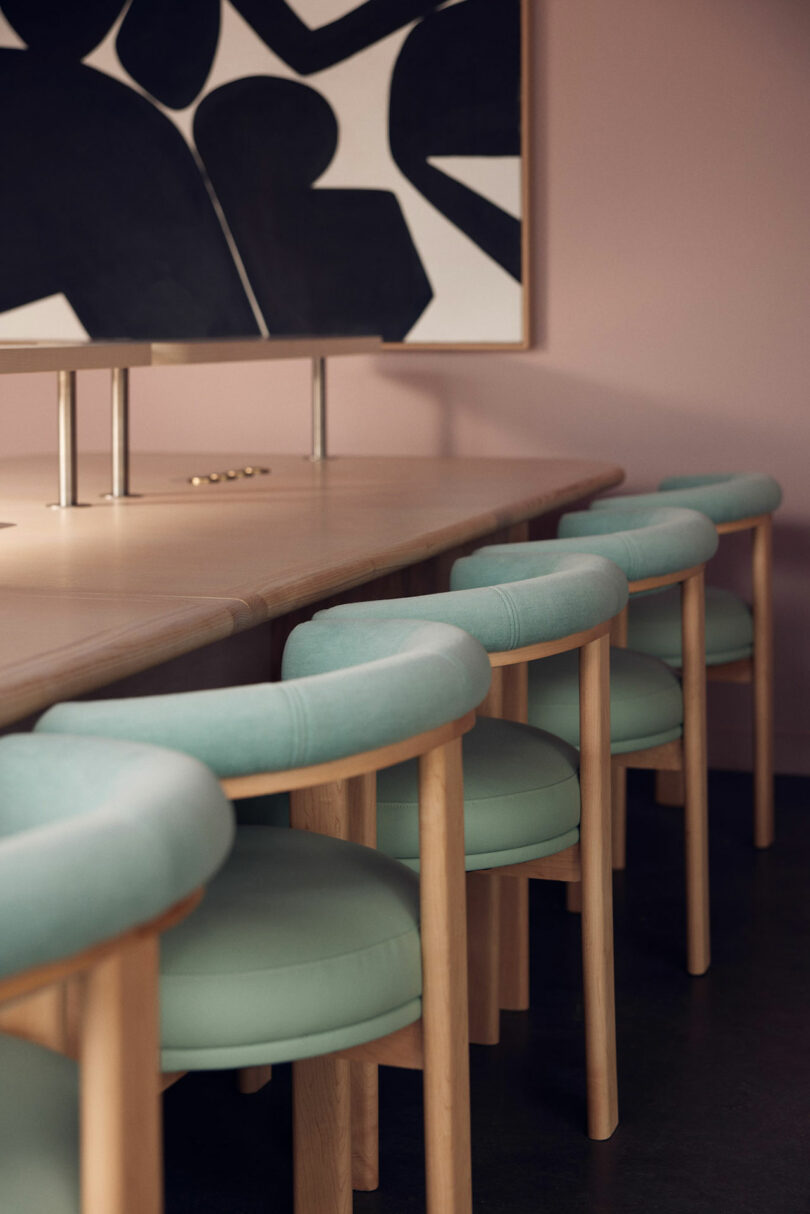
[0,734,234,981]
[36,620,491,779]
[315,554,628,654]
[451,507,717,587]
[590,473,782,525]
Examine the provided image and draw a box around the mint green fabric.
[374,717,581,871]
[287,560,625,875]
[160,827,423,1071]
[311,555,628,652]
[452,507,717,589]
[0,735,234,981]
[0,1036,78,1214]
[38,620,491,778]
[556,506,718,573]
[591,473,782,525]
[628,585,753,666]
[528,648,683,754]
[37,622,495,1075]
[232,719,582,871]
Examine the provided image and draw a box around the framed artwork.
[0,0,529,349]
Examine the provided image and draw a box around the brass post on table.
[103,368,140,499]
[311,357,327,461]
[48,370,88,508]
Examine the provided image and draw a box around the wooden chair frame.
[655,513,774,850]
[5,714,477,1213]
[292,622,616,1189]
[0,892,200,1214]
[608,562,710,976]
[220,710,478,1214]
[468,620,617,1142]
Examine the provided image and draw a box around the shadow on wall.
[358,352,808,772]
[365,354,787,479]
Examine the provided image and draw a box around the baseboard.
[708,727,810,777]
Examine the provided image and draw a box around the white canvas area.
[290,0,467,27]
[309,24,523,342]
[286,0,367,27]
[427,156,522,220]
[0,295,89,341]
[5,1,523,345]
[0,13,24,48]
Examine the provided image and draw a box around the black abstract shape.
[230,0,441,75]
[116,0,220,110]
[389,0,522,281]
[0,49,259,339]
[194,76,433,341]
[0,0,125,60]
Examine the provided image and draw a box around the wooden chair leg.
[292,777,380,1194]
[566,880,583,913]
[610,762,627,870]
[499,876,530,1009]
[346,774,380,1191]
[80,935,163,1214]
[290,781,350,839]
[752,516,775,849]
[237,1065,272,1094]
[486,663,531,1013]
[293,1056,352,1214]
[466,871,501,1044]
[655,769,685,807]
[350,1062,379,1191]
[681,571,711,976]
[578,632,618,1140]
[418,739,472,1214]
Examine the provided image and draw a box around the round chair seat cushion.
[589,472,782,525]
[376,716,581,871]
[160,827,423,1072]
[627,585,753,666]
[0,1035,78,1213]
[527,648,683,755]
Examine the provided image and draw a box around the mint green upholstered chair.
[306,555,628,1142]
[0,734,234,1214]
[591,473,782,848]
[37,619,491,1214]
[453,506,718,978]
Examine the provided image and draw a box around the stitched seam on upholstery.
[281,683,308,768]
[161,1003,423,1053]
[380,771,581,811]
[431,648,488,712]
[625,532,644,577]
[165,927,421,979]
[465,770,581,795]
[469,832,580,855]
[492,586,519,648]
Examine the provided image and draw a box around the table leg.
[103,368,140,500]
[48,370,88,508]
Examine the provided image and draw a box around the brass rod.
[311,357,327,461]
[110,367,130,497]
[56,370,78,507]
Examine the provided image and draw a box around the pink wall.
[3,0,809,771]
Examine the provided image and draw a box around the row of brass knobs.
[188,466,270,487]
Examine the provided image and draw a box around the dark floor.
[164,771,810,1213]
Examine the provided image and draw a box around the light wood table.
[0,453,622,725]
[0,337,381,504]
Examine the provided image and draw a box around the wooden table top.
[0,453,622,725]
[0,341,153,374]
[0,336,380,374]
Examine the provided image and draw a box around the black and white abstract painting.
[0,0,527,346]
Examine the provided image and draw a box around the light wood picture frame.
[0,0,529,350]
